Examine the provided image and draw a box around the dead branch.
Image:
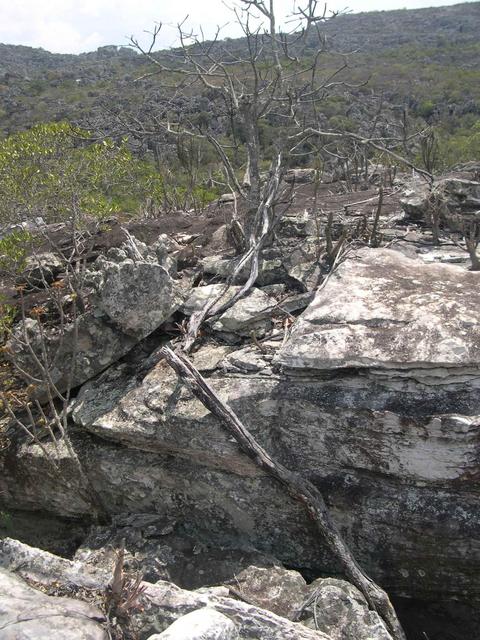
[158,344,406,640]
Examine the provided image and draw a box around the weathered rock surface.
[6,235,184,394]
[0,537,108,589]
[211,287,275,336]
[22,251,63,285]
[0,568,107,640]
[137,580,330,640]
[2,247,480,609]
[74,520,279,588]
[276,247,480,374]
[400,176,480,222]
[88,236,183,338]
[300,578,393,640]
[225,564,308,619]
[181,285,242,316]
[149,608,239,640]
[0,541,338,640]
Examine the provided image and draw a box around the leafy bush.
[0,122,165,225]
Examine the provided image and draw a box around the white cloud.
[0,0,471,54]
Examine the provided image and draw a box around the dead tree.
[129,1,351,232]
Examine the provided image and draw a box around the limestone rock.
[276,247,480,374]
[0,568,107,640]
[300,578,392,640]
[149,608,239,640]
[136,580,330,640]
[89,236,183,338]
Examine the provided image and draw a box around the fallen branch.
[158,345,406,640]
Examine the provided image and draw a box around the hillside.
[1,2,479,165]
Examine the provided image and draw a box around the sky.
[0,0,473,54]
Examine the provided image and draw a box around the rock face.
[0,568,107,640]
[1,538,389,640]
[2,248,480,610]
[137,580,330,640]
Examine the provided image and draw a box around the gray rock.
[74,523,278,588]
[89,236,183,338]
[136,580,330,640]
[21,251,63,285]
[399,182,430,221]
[201,255,285,286]
[217,193,237,204]
[211,288,275,336]
[226,565,308,619]
[0,537,108,589]
[6,313,138,397]
[276,248,480,374]
[149,608,239,640]
[400,177,480,222]
[3,250,480,604]
[181,285,242,316]
[300,578,392,640]
[6,234,185,395]
[0,568,107,640]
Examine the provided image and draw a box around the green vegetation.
[0,122,166,225]
[0,122,223,224]
[0,229,32,273]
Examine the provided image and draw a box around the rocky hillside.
[1,161,479,639]
[0,4,479,639]
[1,2,479,164]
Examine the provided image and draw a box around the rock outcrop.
[3,248,479,607]
[0,537,393,640]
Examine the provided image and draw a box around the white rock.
[149,608,239,639]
